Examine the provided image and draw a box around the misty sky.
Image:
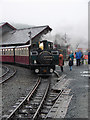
[0,0,89,48]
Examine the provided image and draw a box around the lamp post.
[28,31,31,45]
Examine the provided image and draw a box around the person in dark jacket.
[76,50,82,66]
[69,51,74,65]
[88,50,90,64]
[88,50,90,79]
[69,58,73,71]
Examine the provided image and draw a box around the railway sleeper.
[15,114,33,119]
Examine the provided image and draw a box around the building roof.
[0,22,6,27]
[0,22,16,30]
[0,25,52,46]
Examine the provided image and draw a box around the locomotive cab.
[39,40,53,50]
[30,40,59,75]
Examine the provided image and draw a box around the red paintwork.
[0,55,29,65]
[15,56,29,65]
[0,56,14,62]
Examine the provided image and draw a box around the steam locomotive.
[0,40,59,75]
[30,40,59,75]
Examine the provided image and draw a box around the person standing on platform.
[88,50,90,79]
[69,51,74,65]
[88,50,90,64]
[59,54,64,72]
[69,58,73,71]
[76,50,82,66]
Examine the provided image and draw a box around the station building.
[0,22,52,47]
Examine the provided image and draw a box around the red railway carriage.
[0,46,15,63]
[15,45,30,65]
[0,45,31,66]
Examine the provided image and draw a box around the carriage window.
[6,49,8,54]
[15,49,18,55]
[5,49,6,54]
[8,49,11,55]
[10,49,11,54]
[3,49,5,55]
[18,49,19,55]
[8,49,9,55]
[21,48,23,55]
[23,48,25,55]
[25,48,28,56]
[19,48,21,55]
[2,49,3,55]
[11,49,13,55]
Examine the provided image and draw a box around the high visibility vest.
[84,55,88,60]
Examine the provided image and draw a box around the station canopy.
[0,22,52,47]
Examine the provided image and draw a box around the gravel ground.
[56,63,88,118]
[2,64,59,118]
[0,65,6,76]
[2,64,38,116]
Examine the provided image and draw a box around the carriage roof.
[0,44,31,50]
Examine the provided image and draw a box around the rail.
[7,77,41,120]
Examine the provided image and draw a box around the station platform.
[48,61,89,119]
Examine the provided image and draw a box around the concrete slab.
[52,78,70,91]
[46,89,73,118]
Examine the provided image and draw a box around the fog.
[1,0,89,48]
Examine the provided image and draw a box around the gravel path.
[2,64,38,116]
[0,65,6,76]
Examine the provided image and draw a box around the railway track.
[0,65,16,84]
[38,71,67,119]
[5,77,50,120]
[2,70,68,120]
[0,65,9,78]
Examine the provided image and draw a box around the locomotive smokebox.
[37,51,53,64]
